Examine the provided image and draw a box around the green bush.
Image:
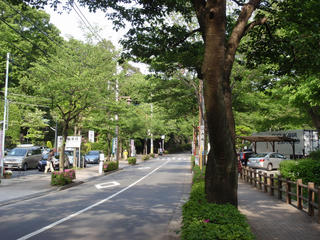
[191,155,195,168]
[279,160,297,180]
[142,155,150,161]
[51,169,76,186]
[280,158,320,185]
[127,157,136,165]
[103,161,118,172]
[309,150,320,161]
[181,166,254,240]
[150,153,155,158]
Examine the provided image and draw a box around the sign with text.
[88,130,95,143]
[58,136,82,149]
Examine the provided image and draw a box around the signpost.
[88,130,95,143]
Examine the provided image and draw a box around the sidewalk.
[238,179,320,240]
[0,159,136,207]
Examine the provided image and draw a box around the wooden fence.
[240,166,320,223]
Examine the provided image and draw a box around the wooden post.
[264,172,268,193]
[250,168,253,184]
[297,179,303,210]
[278,175,282,200]
[270,174,274,196]
[253,169,257,188]
[318,187,320,224]
[258,171,262,190]
[308,182,315,216]
[286,178,291,204]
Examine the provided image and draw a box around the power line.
[0,16,50,59]
[70,1,104,42]
[2,0,63,49]
[3,39,60,75]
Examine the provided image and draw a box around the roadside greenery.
[280,152,320,186]
[51,169,76,186]
[127,157,136,165]
[103,161,118,172]
[182,165,254,240]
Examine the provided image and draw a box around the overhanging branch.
[170,28,201,48]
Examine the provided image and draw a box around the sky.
[44,4,125,48]
[44,3,149,73]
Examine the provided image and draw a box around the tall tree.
[22,39,117,170]
[19,0,270,205]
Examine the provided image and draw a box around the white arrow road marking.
[95,181,120,190]
[137,167,151,170]
[17,159,171,240]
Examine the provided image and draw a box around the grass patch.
[181,164,254,240]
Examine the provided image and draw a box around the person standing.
[44,150,55,173]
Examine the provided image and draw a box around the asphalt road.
[0,154,192,240]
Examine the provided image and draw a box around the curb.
[0,168,123,208]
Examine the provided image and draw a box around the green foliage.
[167,143,191,153]
[51,169,76,186]
[150,153,155,158]
[182,166,254,240]
[280,159,320,186]
[103,161,118,172]
[191,155,195,169]
[46,141,52,149]
[309,150,320,161]
[142,155,150,161]
[127,157,136,165]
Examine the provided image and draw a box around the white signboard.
[58,136,82,149]
[88,130,95,143]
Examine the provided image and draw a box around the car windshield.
[7,148,27,156]
[65,151,73,156]
[251,153,268,158]
[88,151,99,155]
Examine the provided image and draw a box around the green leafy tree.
[22,39,116,170]
[18,0,275,205]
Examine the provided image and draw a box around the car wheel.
[23,163,28,171]
[267,163,273,171]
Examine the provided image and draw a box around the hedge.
[181,165,254,240]
[103,161,118,172]
[280,158,320,185]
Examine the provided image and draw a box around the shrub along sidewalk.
[181,165,254,240]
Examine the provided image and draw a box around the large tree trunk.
[202,0,237,205]
[59,123,68,171]
[308,106,320,133]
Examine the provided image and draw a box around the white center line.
[17,159,171,240]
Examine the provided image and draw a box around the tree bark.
[201,0,238,205]
[308,106,320,133]
[59,122,68,171]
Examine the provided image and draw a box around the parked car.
[4,146,42,171]
[239,150,254,166]
[65,150,86,167]
[84,150,101,164]
[38,152,70,171]
[247,152,286,171]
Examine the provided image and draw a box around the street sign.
[58,136,82,149]
[88,130,95,143]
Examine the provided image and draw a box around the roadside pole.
[115,66,120,165]
[150,103,153,154]
[1,53,10,178]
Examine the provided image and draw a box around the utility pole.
[199,79,205,171]
[1,53,10,178]
[115,64,120,165]
[150,103,153,154]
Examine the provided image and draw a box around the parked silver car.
[247,152,286,171]
[4,146,43,171]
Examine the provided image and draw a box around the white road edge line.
[17,159,171,240]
